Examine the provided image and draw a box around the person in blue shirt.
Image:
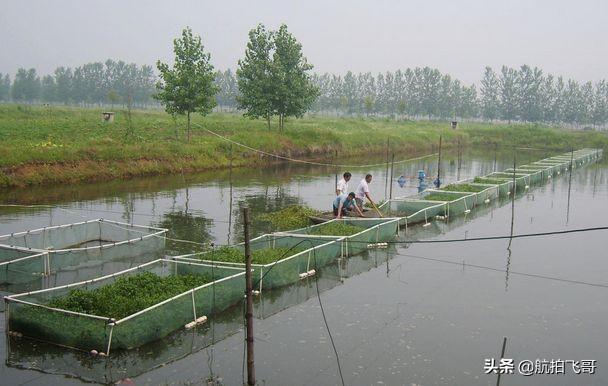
[333,192,364,219]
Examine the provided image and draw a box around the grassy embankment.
[1,104,607,188]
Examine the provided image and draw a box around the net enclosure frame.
[0,219,168,284]
[503,168,544,185]
[378,199,447,227]
[4,258,246,354]
[282,217,401,257]
[0,245,49,285]
[174,233,345,293]
[482,172,531,192]
[415,189,477,218]
[436,181,501,204]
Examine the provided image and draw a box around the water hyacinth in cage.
[284,218,400,256]
[175,233,344,292]
[4,259,246,353]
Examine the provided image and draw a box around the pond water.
[0,148,606,385]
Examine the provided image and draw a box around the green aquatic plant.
[312,222,365,236]
[201,246,307,265]
[260,205,321,231]
[440,183,486,193]
[364,199,386,208]
[47,271,212,319]
[473,177,508,185]
[423,192,464,201]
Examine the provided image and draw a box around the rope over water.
[196,124,438,168]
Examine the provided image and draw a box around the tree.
[498,66,517,123]
[480,67,499,121]
[41,75,57,103]
[271,24,318,131]
[0,74,10,102]
[236,24,275,129]
[54,67,72,104]
[155,27,218,141]
[11,68,40,102]
[237,23,318,131]
[363,96,375,116]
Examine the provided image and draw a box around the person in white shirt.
[355,174,378,211]
[336,172,351,196]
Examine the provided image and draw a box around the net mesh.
[175,233,345,292]
[5,259,245,352]
[0,219,167,287]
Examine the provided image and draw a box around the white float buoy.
[299,269,316,279]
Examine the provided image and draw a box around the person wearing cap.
[333,192,364,219]
[336,172,352,196]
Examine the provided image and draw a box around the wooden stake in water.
[507,152,516,250]
[436,135,443,187]
[493,143,498,172]
[334,150,339,194]
[384,137,390,199]
[566,147,574,224]
[243,207,256,386]
[457,137,462,181]
[389,153,395,200]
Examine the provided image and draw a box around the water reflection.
[156,211,214,255]
[1,149,603,385]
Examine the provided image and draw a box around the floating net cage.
[381,148,603,225]
[175,233,344,292]
[0,245,49,285]
[503,168,544,185]
[284,218,401,256]
[6,302,245,384]
[378,199,446,226]
[483,172,531,191]
[416,190,476,217]
[0,219,167,286]
[4,259,246,354]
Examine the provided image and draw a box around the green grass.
[312,222,365,236]
[201,246,306,265]
[1,104,606,188]
[47,271,211,319]
[260,205,321,231]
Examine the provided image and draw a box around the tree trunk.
[266,114,271,130]
[187,111,191,142]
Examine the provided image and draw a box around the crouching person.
[333,192,364,219]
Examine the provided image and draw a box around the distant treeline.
[1,62,606,127]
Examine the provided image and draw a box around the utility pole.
[243,207,255,386]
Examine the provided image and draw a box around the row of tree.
[0,60,156,107]
[215,65,608,127]
[2,43,607,128]
[154,24,318,139]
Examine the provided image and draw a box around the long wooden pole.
[436,135,442,187]
[243,207,255,386]
[566,147,574,224]
[384,137,390,199]
[389,153,395,200]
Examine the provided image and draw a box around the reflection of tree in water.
[157,211,213,255]
[232,186,302,243]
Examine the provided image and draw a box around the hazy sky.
[1,0,606,84]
